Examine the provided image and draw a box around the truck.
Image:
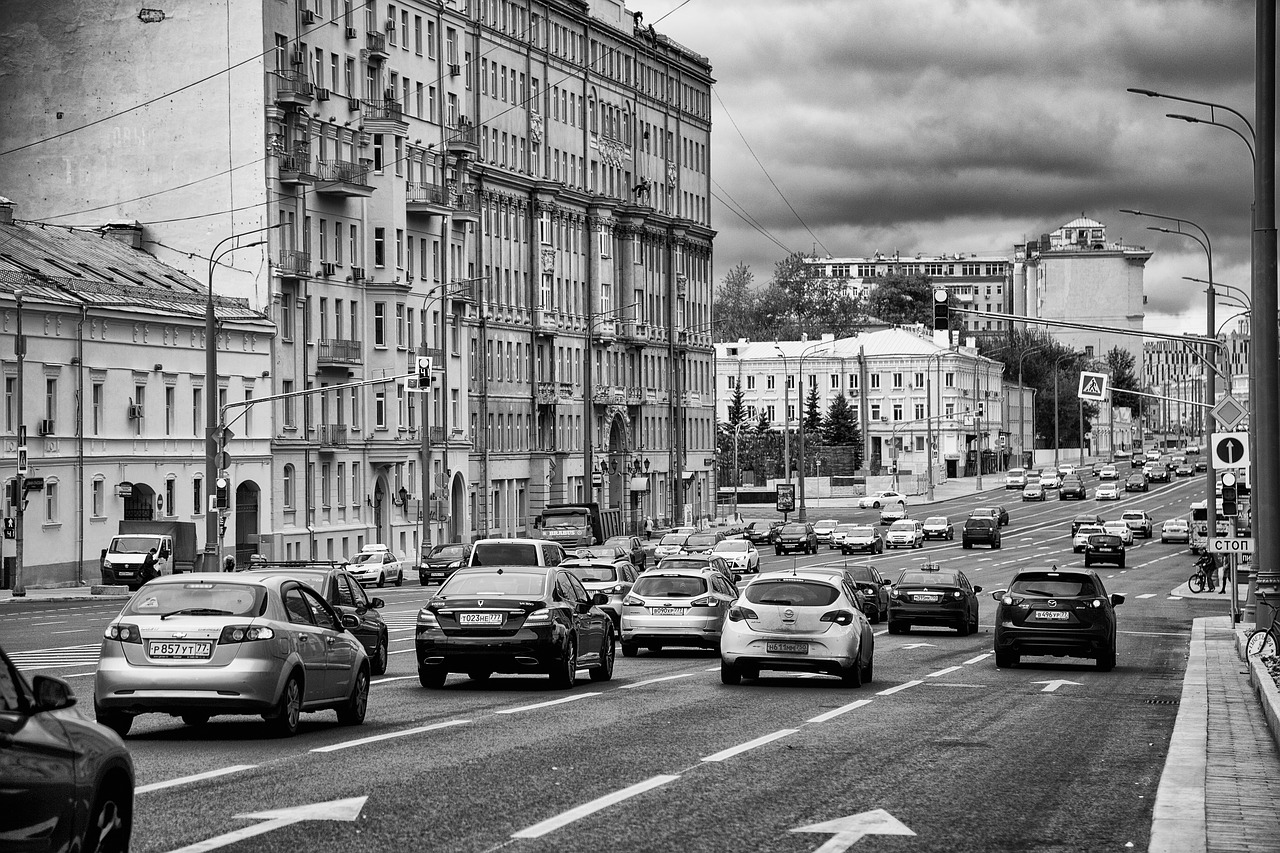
[100,520,199,588]
[533,503,623,548]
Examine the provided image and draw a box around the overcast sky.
[637,0,1258,336]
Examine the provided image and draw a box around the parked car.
[95,573,371,736]
[1070,512,1105,535]
[775,523,819,556]
[1095,482,1121,501]
[1005,467,1028,489]
[1072,524,1106,553]
[720,572,875,686]
[961,517,1001,549]
[840,524,884,554]
[1059,477,1087,500]
[1101,520,1134,546]
[844,563,892,623]
[346,544,406,588]
[1161,518,1192,544]
[711,539,761,576]
[812,519,842,544]
[1022,482,1046,502]
[1125,472,1150,492]
[245,563,390,675]
[652,533,691,561]
[418,542,473,586]
[1121,510,1154,538]
[993,567,1123,670]
[858,491,906,509]
[879,502,909,524]
[416,565,614,688]
[563,558,639,632]
[622,566,738,656]
[888,564,982,635]
[1098,465,1119,481]
[743,520,783,546]
[922,516,954,541]
[603,535,647,570]
[1,641,135,851]
[885,519,925,549]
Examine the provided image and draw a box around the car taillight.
[891,589,907,601]
[104,623,142,643]
[820,609,855,626]
[623,595,644,606]
[417,608,439,627]
[1089,599,1104,608]
[728,605,757,622]
[524,607,552,623]
[691,595,718,607]
[951,591,963,599]
[610,584,627,594]
[217,625,275,644]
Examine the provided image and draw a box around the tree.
[713,263,757,343]
[803,385,823,433]
[821,394,863,468]
[1104,346,1141,413]
[753,409,771,435]
[726,381,748,429]
[862,272,935,326]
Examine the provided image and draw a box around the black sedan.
[993,567,1123,670]
[1124,473,1149,492]
[1083,534,1125,568]
[247,563,391,675]
[415,565,615,689]
[1059,477,1087,500]
[743,520,782,546]
[1,643,135,853]
[887,565,982,635]
[970,506,1010,526]
[844,563,891,623]
[1070,513,1105,535]
[418,542,473,586]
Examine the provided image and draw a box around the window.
[892,372,903,389]
[374,302,387,346]
[283,465,295,509]
[396,303,405,348]
[44,481,58,524]
[92,382,103,435]
[133,385,144,434]
[892,404,903,421]
[374,227,386,267]
[869,375,880,389]
[4,377,12,432]
[945,372,955,387]
[765,375,775,390]
[914,372,925,387]
[92,477,104,518]
[193,477,203,516]
[165,477,177,517]
[165,387,175,435]
[914,403,925,420]
[870,404,881,421]
[45,377,57,423]
[375,391,387,428]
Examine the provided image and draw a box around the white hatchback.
[347,546,405,588]
[1102,520,1135,546]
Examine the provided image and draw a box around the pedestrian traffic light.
[932,288,949,331]
[215,477,230,510]
[976,404,984,419]
[4,480,14,508]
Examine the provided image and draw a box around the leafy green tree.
[713,263,757,343]
[821,394,863,468]
[1104,346,1141,413]
[976,328,1098,451]
[862,272,934,326]
[753,409,772,435]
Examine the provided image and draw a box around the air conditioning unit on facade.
[449,64,461,77]
[345,26,358,39]
[127,405,144,420]
[290,49,305,65]
[385,17,396,31]
[351,266,366,281]
[320,262,336,276]
[37,419,54,436]
[315,87,330,101]
[302,9,317,23]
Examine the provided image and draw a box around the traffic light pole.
[11,288,25,595]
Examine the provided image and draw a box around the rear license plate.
[649,607,687,616]
[1034,610,1069,620]
[914,594,940,603]
[766,641,808,654]
[147,641,212,659]
[459,613,503,625]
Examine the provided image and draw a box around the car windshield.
[1077,526,1103,536]
[125,581,265,616]
[714,541,749,553]
[603,538,632,549]
[657,558,713,572]
[845,566,879,583]
[685,533,721,548]
[889,521,915,532]
[351,552,386,566]
[659,534,689,546]
[744,579,840,607]
[816,520,839,528]
[471,542,541,565]
[440,571,546,596]
[427,544,469,559]
[542,516,584,529]
[925,517,948,525]
[566,564,619,583]
[1009,572,1098,597]
[1091,535,1123,545]
[108,536,163,555]
[897,570,959,586]
[835,524,860,533]
[781,525,809,535]
[632,574,708,597]
[1122,513,1144,520]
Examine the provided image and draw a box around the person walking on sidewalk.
[1219,556,1231,594]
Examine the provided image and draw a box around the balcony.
[317,338,362,367]
[592,318,616,343]
[445,119,481,158]
[272,69,313,106]
[277,149,314,185]
[277,249,311,278]
[315,160,373,198]
[626,386,644,405]
[406,181,449,216]
[361,99,407,136]
[429,425,445,445]
[532,307,558,336]
[449,184,479,219]
[592,384,627,405]
[365,31,389,59]
[450,279,478,304]
[317,424,348,449]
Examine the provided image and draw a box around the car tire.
[962,541,971,549]
[376,572,385,589]
[957,618,970,636]
[420,577,428,587]
[720,660,742,685]
[418,665,446,689]
[94,706,132,738]
[948,530,954,540]
[872,501,881,508]
[549,640,577,689]
[995,649,1018,668]
[394,571,403,587]
[620,641,639,658]
[267,673,302,737]
[1118,558,1126,568]
[336,667,369,725]
[181,713,210,727]
[969,613,979,634]
[861,651,874,684]
[992,541,1001,550]
[371,634,388,676]
[775,549,783,556]
[1084,556,1092,566]
[85,776,132,853]
[1096,647,1117,671]
[589,630,615,682]
[888,620,907,634]
[841,659,863,687]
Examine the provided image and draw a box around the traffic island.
[90,584,129,596]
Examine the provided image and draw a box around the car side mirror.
[369,597,385,609]
[972,586,983,593]
[340,613,360,630]
[990,589,1007,601]
[32,675,76,711]
[579,597,596,613]
[592,592,609,606]
[1111,594,1125,606]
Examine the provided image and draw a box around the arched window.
[283,464,295,509]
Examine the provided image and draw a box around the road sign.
[1211,395,1248,430]
[1211,432,1250,469]
[1077,371,1109,402]
[1210,537,1255,554]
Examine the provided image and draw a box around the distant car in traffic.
[843,563,891,623]
[563,558,639,632]
[418,542,473,586]
[1005,467,1028,489]
[775,523,819,556]
[1070,512,1105,534]
[888,564,982,635]
[711,539,761,575]
[1022,482,1046,501]
[885,519,924,549]
[962,517,1001,549]
[1120,510,1154,538]
[970,506,1009,526]
[1098,465,1119,481]
[1072,524,1105,553]
[1161,518,1191,544]
[743,520,782,546]
[1146,464,1171,483]
[1101,520,1134,546]
[993,567,1123,670]
[623,566,738,656]
[1175,462,1196,477]
[1059,477,1087,500]
[653,533,691,561]
[839,524,884,554]
[1038,469,1061,489]
[347,544,406,588]
[879,502,909,524]
[1125,472,1149,492]
[682,530,727,555]
[1095,481,1120,501]
[922,516,954,541]
[859,491,906,509]
[603,535,648,570]
[812,519,841,544]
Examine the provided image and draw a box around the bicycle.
[1188,555,1218,594]
[1246,600,1280,657]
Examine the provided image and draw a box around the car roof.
[752,570,845,586]
[139,572,285,589]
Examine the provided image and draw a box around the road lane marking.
[876,680,924,696]
[371,675,419,684]
[1137,593,1157,599]
[808,699,873,723]
[311,719,470,753]
[926,666,962,678]
[701,729,799,762]
[963,653,992,665]
[496,693,602,714]
[619,673,696,690]
[136,764,258,794]
[389,648,416,654]
[512,775,680,839]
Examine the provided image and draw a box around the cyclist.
[1195,553,1218,592]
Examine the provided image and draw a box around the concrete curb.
[1148,618,1208,853]
[1247,641,1280,755]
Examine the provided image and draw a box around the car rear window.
[471,542,541,565]
[428,544,469,560]
[125,581,265,616]
[440,570,546,596]
[966,519,993,529]
[567,564,619,583]
[632,574,708,597]
[780,525,808,535]
[685,533,721,548]
[1090,535,1123,546]
[659,533,689,546]
[743,579,840,607]
[897,571,959,586]
[1009,573,1098,597]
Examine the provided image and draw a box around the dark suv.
[775,523,818,556]
[1083,534,1125,568]
[1058,477,1087,500]
[961,517,1001,549]
[743,520,781,546]
[993,567,1124,670]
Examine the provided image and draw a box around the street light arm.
[1166,113,1256,163]
[1126,87,1256,140]
[1183,276,1252,308]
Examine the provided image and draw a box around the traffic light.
[215,477,230,510]
[4,480,14,508]
[1222,483,1238,518]
[417,355,432,384]
[975,404,984,420]
[932,288,949,331]
[215,426,233,471]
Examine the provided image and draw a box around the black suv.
[775,523,818,556]
[1083,534,1125,568]
[1124,472,1149,492]
[889,565,982,635]
[993,567,1124,670]
[743,520,781,546]
[1058,477,1087,500]
[961,517,1001,549]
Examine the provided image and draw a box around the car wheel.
[376,572,385,589]
[948,530,954,540]
[995,649,1018,668]
[720,660,742,685]
[861,649,874,684]
[267,673,302,737]
[620,641,639,658]
[1096,647,1117,671]
[468,671,492,682]
[94,706,132,738]
[957,618,970,636]
[868,604,882,625]
[180,713,209,726]
[841,658,863,687]
[371,634,388,676]
[873,501,881,508]
[336,667,369,725]
[992,541,1001,549]
[394,571,403,587]
[1118,558,1126,568]
[969,613,980,634]
[888,620,907,634]
[85,776,132,853]
[420,576,428,587]
[589,630,615,682]
[775,549,783,556]
[962,542,971,549]
[418,665,446,689]
[549,640,577,689]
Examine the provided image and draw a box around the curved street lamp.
[796,340,833,521]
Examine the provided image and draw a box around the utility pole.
[11,288,25,596]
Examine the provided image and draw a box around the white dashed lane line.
[136,765,258,795]
[701,729,799,763]
[876,679,924,696]
[512,775,681,839]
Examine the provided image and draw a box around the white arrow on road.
[164,796,368,853]
[901,643,936,650]
[791,808,916,852]
[1032,679,1081,693]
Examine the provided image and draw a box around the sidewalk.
[1149,615,1280,852]
[799,473,1009,511]
[0,583,131,604]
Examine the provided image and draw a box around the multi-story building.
[0,199,273,586]
[1143,318,1249,440]
[0,0,715,557]
[1013,217,1151,363]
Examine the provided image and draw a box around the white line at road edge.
[496,693,602,714]
[807,699,873,723]
[136,764,257,794]
[619,673,696,690]
[876,679,924,696]
[512,775,680,839]
[701,729,799,763]
[371,675,419,684]
[311,719,470,753]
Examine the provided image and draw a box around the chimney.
[103,219,143,249]
[0,196,13,225]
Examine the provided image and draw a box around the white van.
[1004,468,1027,490]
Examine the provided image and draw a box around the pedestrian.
[1207,554,1220,591]
[223,555,236,572]
[643,516,654,540]
[140,548,159,584]
[1219,557,1231,594]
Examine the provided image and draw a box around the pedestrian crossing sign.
[1077,371,1109,402]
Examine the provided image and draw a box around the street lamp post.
[773,346,793,518]
[796,341,832,522]
[1053,351,1081,468]
[10,287,25,596]
[1016,345,1048,470]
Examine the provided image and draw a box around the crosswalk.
[8,643,100,672]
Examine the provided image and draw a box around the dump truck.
[533,503,623,547]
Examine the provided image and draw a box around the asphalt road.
[1,470,1232,853]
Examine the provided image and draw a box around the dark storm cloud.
[643,0,1256,332]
